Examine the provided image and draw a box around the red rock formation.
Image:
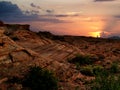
[0,21,30,34]
[0,21,30,36]
[5,24,30,30]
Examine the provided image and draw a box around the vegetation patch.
[109,62,120,73]
[11,36,19,41]
[90,70,120,90]
[68,54,97,66]
[84,62,120,90]
[22,66,58,90]
[8,66,58,90]
[80,65,104,76]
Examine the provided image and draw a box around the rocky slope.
[7,26,85,90]
[0,22,49,89]
[0,22,84,90]
[0,21,120,90]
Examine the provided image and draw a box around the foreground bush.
[90,70,120,90]
[22,66,58,90]
[110,62,119,73]
[68,54,95,65]
[80,65,104,76]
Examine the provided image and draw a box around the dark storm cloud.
[54,14,79,17]
[0,1,65,23]
[0,1,39,22]
[114,15,120,19]
[30,3,41,9]
[55,15,69,17]
[0,1,23,17]
[94,0,115,2]
[31,3,36,7]
[30,3,54,14]
[46,9,54,13]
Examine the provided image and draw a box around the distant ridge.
[108,36,120,39]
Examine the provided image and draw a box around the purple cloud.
[0,1,65,23]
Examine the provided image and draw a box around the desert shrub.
[80,65,104,76]
[80,65,94,76]
[91,70,120,90]
[22,66,58,90]
[93,65,104,75]
[11,36,19,41]
[110,62,119,73]
[7,76,21,84]
[68,54,95,65]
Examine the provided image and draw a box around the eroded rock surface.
[0,22,120,90]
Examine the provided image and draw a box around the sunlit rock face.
[0,22,83,90]
[0,25,37,64]
[0,34,32,64]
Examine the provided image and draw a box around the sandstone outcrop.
[0,21,30,36]
[0,29,38,64]
[0,21,120,90]
[0,22,84,90]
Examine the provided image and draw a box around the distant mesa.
[5,24,30,30]
[0,20,30,35]
[0,20,30,30]
[108,36,120,39]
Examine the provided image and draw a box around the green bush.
[80,65,94,76]
[110,62,119,73]
[93,65,104,75]
[80,65,104,76]
[91,71,120,90]
[68,54,95,65]
[22,66,58,90]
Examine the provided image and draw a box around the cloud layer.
[0,0,119,37]
[94,0,115,2]
[30,3,41,9]
[0,1,64,23]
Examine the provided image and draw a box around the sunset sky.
[0,0,120,37]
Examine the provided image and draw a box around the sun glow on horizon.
[89,31,101,38]
[31,16,107,36]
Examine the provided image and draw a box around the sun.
[89,31,101,38]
